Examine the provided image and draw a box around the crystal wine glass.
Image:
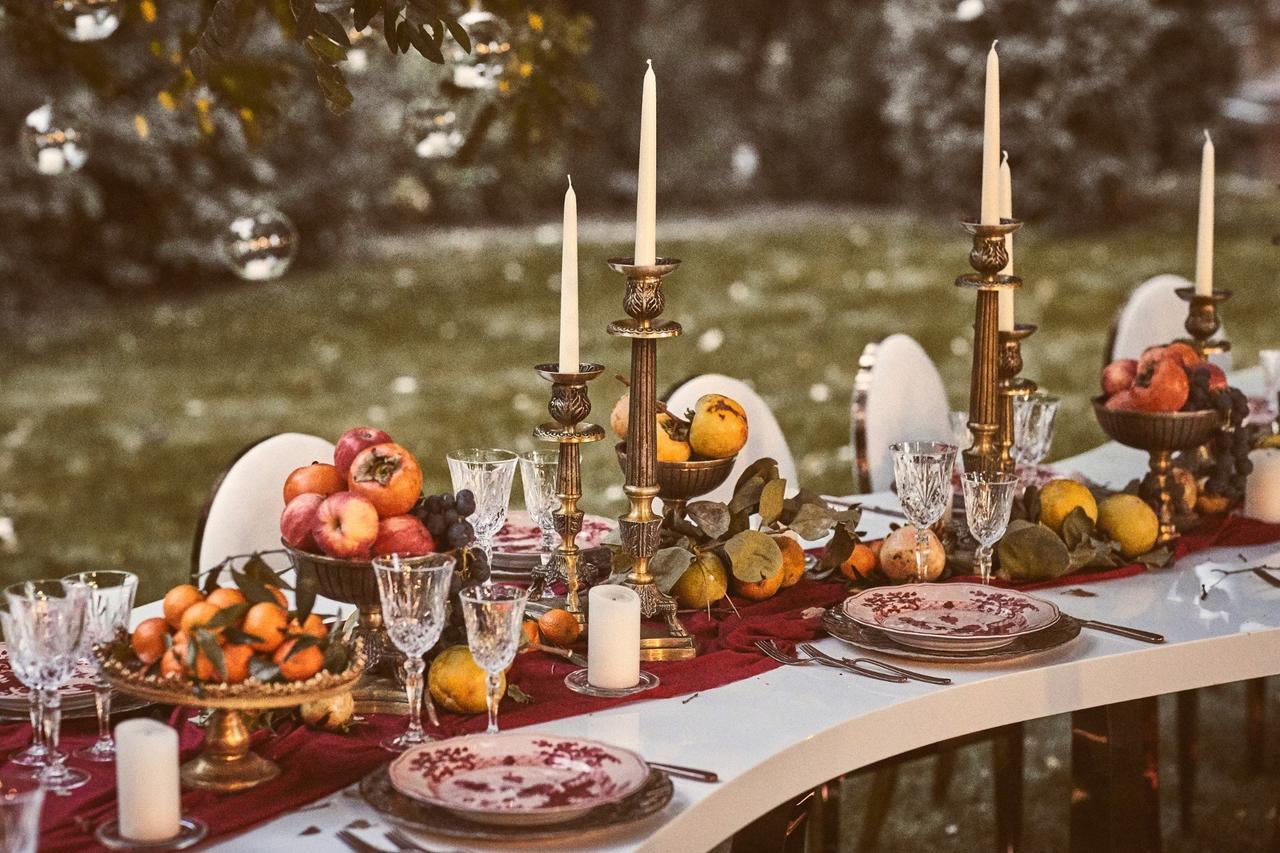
[519,449,560,593]
[373,553,454,752]
[447,448,518,564]
[1012,392,1061,482]
[0,607,49,770]
[62,570,137,762]
[1260,349,1280,417]
[0,775,45,853]
[3,580,90,793]
[961,472,1019,584]
[890,441,959,583]
[459,584,528,734]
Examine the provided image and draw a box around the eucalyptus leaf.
[507,684,534,704]
[687,501,730,539]
[1023,484,1041,523]
[723,530,783,583]
[788,503,837,541]
[650,547,696,594]
[734,458,779,493]
[728,475,766,515]
[819,526,856,572]
[997,520,1072,581]
[1134,546,1174,569]
[758,479,786,527]
[1060,506,1096,550]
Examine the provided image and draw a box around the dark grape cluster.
[1183,369,1252,502]
[411,489,478,551]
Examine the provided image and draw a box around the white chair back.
[192,432,335,578]
[1109,273,1232,369]
[853,334,952,493]
[665,374,797,503]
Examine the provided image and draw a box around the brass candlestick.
[997,323,1037,473]
[606,256,696,661]
[1175,286,1231,359]
[530,362,606,624]
[957,219,1022,475]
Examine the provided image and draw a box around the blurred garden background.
[1,0,1280,847]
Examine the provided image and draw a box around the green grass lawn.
[1,197,1277,603]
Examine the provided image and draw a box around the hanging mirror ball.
[221,206,298,282]
[447,9,511,91]
[19,103,88,176]
[403,99,465,159]
[49,0,121,42]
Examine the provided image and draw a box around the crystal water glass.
[1012,392,1061,480]
[519,449,560,591]
[961,472,1019,584]
[1260,349,1280,417]
[3,580,90,793]
[459,584,528,734]
[447,448,518,564]
[0,776,45,853]
[62,570,137,762]
[0,608,48,769]
[890,441,958,583]
[374,553,455,752]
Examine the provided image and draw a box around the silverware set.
[336,827,459,853]
[754,639,948,684]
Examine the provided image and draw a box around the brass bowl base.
[352,674,411,716]
[182,747,280,793]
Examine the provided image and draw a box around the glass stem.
[93,677,112,748]
[403,657,425,740]
[976,544,993,584]
[539,528,555,569]
[40,688,65,783]
[27,693,44,753]
[914,526,929,583]
[485,671,502,734]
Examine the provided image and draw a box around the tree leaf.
[223,626,264,646]
[207,602,252,629]
[1060,506,1096,551]
[315,12,351,46]
[758,479,786,528]
[728,475,766,515]
[232,568,279,606]
[322,638,348,673]
[686,501,730,539]
[649,547,695,594]
[996,521,1072,581]
[201,560,227,594]
[353,0,378,30]
[819,525,857,572]
[249,657,280,683]
[242,553,288,589]
[445,16,470,53]
[507,684,534,704]
[195,629,227,680]
[723,530,782,583]
[294,564,318,623]
[734,458,778,493]
[407,23,443,62]
[788,503,837,541]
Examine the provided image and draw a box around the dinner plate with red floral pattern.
[0,643,98,712]
[388,732,650,827]
[841,583,1061,651]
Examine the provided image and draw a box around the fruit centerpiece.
[1096,341,1246,545]
[279,427,490,709]
[96,564,364,792]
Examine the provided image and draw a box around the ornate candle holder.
[606,257,696,661]
[530,362,606,624]
[996,323,1037,473]
[1175,286,1231,360]
[956,219,1022,475]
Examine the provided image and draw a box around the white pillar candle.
[115,718,182,842]
[557,176,579,372]
[998,150,1015,332]
[979,42,1001,226]
[1195,130,1215,297]
[1245,448,1280,523]
[588,584,640,689]
[633,60,657,266]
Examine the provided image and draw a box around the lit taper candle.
[998,150,1014,331]
[634,60,657,266]
[558,175,579,371]
[980,41,1001,226]
[1195,130,1214,297]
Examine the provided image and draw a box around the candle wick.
[1001,149,1008,165]
[991,39,998,51]
[566,174,572,187]
[646,58,652,68]
[1204,128,1212,144]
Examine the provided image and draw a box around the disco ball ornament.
[19,103,88,176]
[49,0,121,42]
[221,206,298,282]
[403,99,465,159]
[446,8,510,90]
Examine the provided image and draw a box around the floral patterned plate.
[388,732,650,827]
[841,583,1061,651]
[0,643,98,712]
[491,511,616,572]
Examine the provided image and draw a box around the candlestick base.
[1175,287,1231,359]
[95,818,208,851]
[564,668,660,698]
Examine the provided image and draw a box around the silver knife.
[1074,617,1164,644]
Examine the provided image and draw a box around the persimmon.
[162,584,204,630]
[347,443,423,517]
[130,617,170,665]
[273,639,324,681]
[731,568,783,601]
[283,463,345,505]
[839,543,879,583]
[205,587,247,610]
[242,602,288,653]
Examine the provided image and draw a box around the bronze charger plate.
[359,763,674,842]
[823,607,1082,663]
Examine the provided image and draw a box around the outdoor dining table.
[105,366,1280,852]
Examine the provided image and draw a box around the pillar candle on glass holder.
[587,584,640,689]
[1244,448,1280,524]
[115,718,182,842]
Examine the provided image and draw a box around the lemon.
[1096,494,1159,558]
[1037,479,1098,535]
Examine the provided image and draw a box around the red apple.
[371,514,436,557]
[1101,358,1138,398]
[348,443,423,517]
[1130,358,1190,413]
[281,493,325,551]
[1205,362,1228,392]
[312,491,379,558]
[1105,389,1138,411]
[333,427,393,483]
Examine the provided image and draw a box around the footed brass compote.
[614,444,736,523]
[1092,398,1222,546]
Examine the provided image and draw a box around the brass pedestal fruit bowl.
[1092,397,1222,546]
[615,443,737,522]
[100,641,364,793]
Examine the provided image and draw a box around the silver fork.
[385,827,459,852]
[797,642,952,685]
[336,830,389,853]
[755,639,907,682]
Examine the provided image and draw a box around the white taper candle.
[1195,130,1214,297]
[998,150,1015,332]
[980,41,1001,226]
[634,60,657,266]
[558,175,579,371]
